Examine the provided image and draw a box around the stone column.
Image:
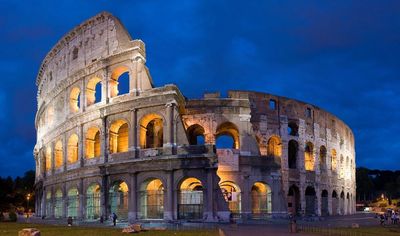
[81,79,86,112]
[42,187,46,217]
[328,189,333,216]
[79,124,84,167]
[62,183,67,218]
[128,173,137,222]
[50,187,55,218]
[102,68,109,104]
[78,178,84,219]
[240,175,251,220]
[164,171,174,220]
[129,109,138,157]
[101,171,109,219]
[101,115,108,163]
[51,142,55,175]
[164,102,175,148]
[316,186,322,216]
[63,135,68,171]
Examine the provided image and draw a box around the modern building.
[33,12,356,223]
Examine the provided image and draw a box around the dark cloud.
[0,0,399,177]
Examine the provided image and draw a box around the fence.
[298,224,368,236]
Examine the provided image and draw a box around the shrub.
[9,211,17,222]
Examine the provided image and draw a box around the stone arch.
[251,182,272,218]
[331,149,337,172]
[332,190,338,215]
[340,191,345,215]
[288,185,300,215]
[86,76,102,106]
[346,192,350,215]
[288,140,298,169]
[139,113,164,149]
[54,140,63,169]
[319,146,327,171]
[187,124,205,145]
[67,134,79,164]
[287,121,299,136]
[86,182,101,219]
[305,186,317,216]
[178,177,204,220]
[216,121,240,149]
[109,180,129,219]
[85,126,101,158]
[69,87,81,113]
[321,189,329,216]
[45,146,52,171]
[109,119,129,153]
[67,187,79,218]
[304,142,314,171]
[340,155,344,178]
[220,181,241,215]
[267,135,282,158]
[46,191,52,217]
[54,188,63,218]
[139,178,164,219]
[110,65,130,97]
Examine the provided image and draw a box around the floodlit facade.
[33,12,356,223]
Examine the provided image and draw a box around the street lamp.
[26,193,31,214]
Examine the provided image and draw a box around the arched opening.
[67,134,79,164]
[67,188,79,218]
[187,124,205,145]
[305,186,316,216]
[85,127,101,158]
[86,183,101,220]
[287,122,298,136]
[70,87,81,113]
[46,191,52,217]
[332,191,338,215]
[345,156,350,179]
[216,122,239,149]
[109,120,129,153]
[109,181,129,220]
[139,114,163,149]
[110,66,130,97]
[304,142,314,171]
[54,141,63,169]
[86,77,102,106]
[267,136,282,158]
[321,190,329,216]
[54,189,63,218]
[45,146,52,171]
[139,179,164,219]
[346,193,350,215]
[287,185,300,216]
[319,146,327,171]
[288,140,298,169]
[340,155,344,178]
[251,182,271,219]
[220,181,241,216]
[331,149,337,172]
[178,177,204,220]
[340,191,345,215]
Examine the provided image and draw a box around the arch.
[340,155,344,178]
[139,114,163,149]
[67,134,79,164]
[70,87,81,113]
[86,183,101,219]
[110,66,130,97]
[304,142,314,171]
[319,146,327,171]
[331,149,337,172]
[54,189,63,218]
[332,190,338,215]
[267,136,282,158]
[85,127,101,158]
[109,181,129,219]
[139,178,164,219]
[287,122,298,136]
[45,146,52,171]
[67,187,79,218]
[321,190,329,216]
[46,191,52,217]
[216,122,239,149]
[340,191,345,215]
[86,76,102,106]
[346,192,350,215]
[346,156,350,179]
[288,140,298,169]
[305,186,316,216]
[220,181,241,215]
[187,124,205,145]
[251,182,271,219]
[178,177,204,220]
[109,120,129,153]
[287,185,300,215]
[54,140,63,169]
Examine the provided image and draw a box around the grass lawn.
[0,223,219,236]
[302,225,400,236]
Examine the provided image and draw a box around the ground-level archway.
[288,185,300,216]
[86,183,101,220]
[109,181,129,220]
[321,190,329,216]
[220,181,241,216]
[67,188,79,218]
[54,189,63,218]
[305,186,316,216]
[332,191,338,215]
[178,177,204,220]
[251,182,272,219]
[139,179,164,219]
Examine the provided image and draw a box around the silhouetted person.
[112,212,118,226]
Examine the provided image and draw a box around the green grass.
[302,225,400,236]
[0,223,219,236]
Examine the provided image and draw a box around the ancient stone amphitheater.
[33,12,356,223]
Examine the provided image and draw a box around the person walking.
[112,212,118,226]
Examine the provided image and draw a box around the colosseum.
[33,12,356,223]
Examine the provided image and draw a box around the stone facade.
[34,12,356,223]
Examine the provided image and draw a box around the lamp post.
[26,193,31,215]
